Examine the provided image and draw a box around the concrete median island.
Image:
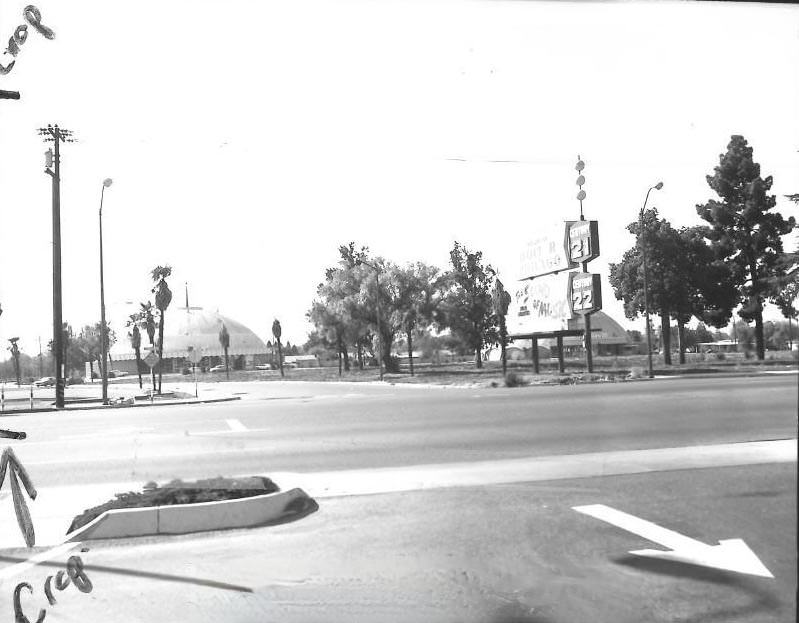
[65,476,318,541]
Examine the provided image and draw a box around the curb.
[65,488,316,541]
[0,395,241,415]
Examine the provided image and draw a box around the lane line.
[225,419,247,432]
[267,439,797,498]
[0,541,80,583]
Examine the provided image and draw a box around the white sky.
[1,0,797,358]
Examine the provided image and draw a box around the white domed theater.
[108,306,271,374]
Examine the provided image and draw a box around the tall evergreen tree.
[696,135,796,359]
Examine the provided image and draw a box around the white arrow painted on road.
[573,504,774,578]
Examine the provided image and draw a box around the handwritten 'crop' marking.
[14,555,92,623]
[0,5,55,76]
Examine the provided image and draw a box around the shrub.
[504,371,527,387]
[715,352,726,361]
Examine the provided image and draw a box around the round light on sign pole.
[576,175,585,186]
[575,159,585,172]
[577,190,586,201]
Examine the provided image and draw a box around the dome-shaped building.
[109,307,270,374]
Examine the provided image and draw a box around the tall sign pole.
[575,157,593,373]
[39,125,74,409]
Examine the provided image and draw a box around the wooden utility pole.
[39,125,75,408]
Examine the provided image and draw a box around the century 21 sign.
[567,220,600,263]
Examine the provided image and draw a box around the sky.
[1,0,797,359]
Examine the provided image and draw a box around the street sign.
[143,349,160,369]
[567,220,600,263]
[506,273,574,335]
[568,272,602,315]
[187,347,202,364]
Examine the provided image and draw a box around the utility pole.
[38,337,43,378]
[39,124,74,409]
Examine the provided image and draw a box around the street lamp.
[99,177,113,405]
[639,181,663,379]
[357,259,383,381]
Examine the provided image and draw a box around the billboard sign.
[506,273,575,336]
[568,272,602,315]
[567,220,600,263]
[518,222,577,280]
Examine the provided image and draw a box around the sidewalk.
[0,382,240,415]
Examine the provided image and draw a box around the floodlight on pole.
[639,181,663,379]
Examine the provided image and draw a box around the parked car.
[108,370,128,378]
[33,376,56,387]
[209,364,227,373]
[255,363,275,371]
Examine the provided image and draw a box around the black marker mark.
[13,583,45,623]
[43,577,55,606]
[0,429,26,440]
[66,556,92,593]
[12,556,92,622]
[53,571,69,591]
[0,447,37,547]
[22,6,54,39]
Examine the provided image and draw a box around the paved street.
[0,375,794,622]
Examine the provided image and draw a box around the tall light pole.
[639,181,663,379]
[99,178,113,405]
[39,124,75,409]
[358,259,383,381]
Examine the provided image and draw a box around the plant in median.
[150,266,173,393]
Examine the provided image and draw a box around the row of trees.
[307,241,507,373]
[610,136,797,362]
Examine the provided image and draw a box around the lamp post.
[99,178,113,405]
[358,259,383,381]
[639,181,663,379]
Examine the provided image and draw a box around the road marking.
[573,504,774,578]
[0,541,80,582]
[266,438,797,498]
[226,419,247,432]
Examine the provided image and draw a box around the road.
[0,375,794,622]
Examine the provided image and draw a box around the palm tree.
[126,313,143,389]
[139,301,157,390]
[218,322,230,380]
[272,319,284,378]
[150,266,173,394]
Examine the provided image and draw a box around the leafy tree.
[609,210,736,364]
[126,314,143,389]
[272,319,284,377]
[150,266,173,393]
[439,242,497,368]
[696,135,796,359]
[138,301,157,389]
[491,279,512,376]
[392,262,443,376]
[218,322,230,380]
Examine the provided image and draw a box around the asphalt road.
[1,375,795,488]
[0,375,794,622]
